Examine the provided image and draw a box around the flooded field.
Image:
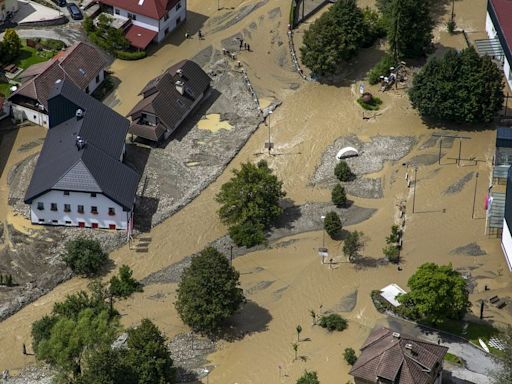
[0,0,511,383]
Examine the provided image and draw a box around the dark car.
[67,3,83,20]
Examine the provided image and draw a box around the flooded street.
[1,0,512,382]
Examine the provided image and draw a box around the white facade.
[0,0,18,21]
[501,218,512,271]
[486,11,512,90]
[12,104,48,127]
[30,190,131,230]
[114,0,186,43]
[85,68,105,95]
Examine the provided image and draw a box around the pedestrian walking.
[247,43,251,52]
[239,39,244,50]
[185,32,190,39]
[198,30,203,39]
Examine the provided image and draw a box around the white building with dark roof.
[24,79,140,230]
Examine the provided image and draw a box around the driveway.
[376,317,501,383]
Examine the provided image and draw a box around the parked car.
[53,0,66,7]
[67,3,83,20]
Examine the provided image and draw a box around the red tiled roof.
[490,0,512,54]
[99,0,179,20]
[125,24,158,49]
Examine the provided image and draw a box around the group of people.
[185,30,205,40]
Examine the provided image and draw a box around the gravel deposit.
[168,333,216,383]
[444,172,475,195]
[450,243,487,257]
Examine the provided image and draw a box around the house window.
[91,206,98,214]
[176,1,181,11]
[115,8,120,15]
[78,205,84,214]
[109,224,116,230]
[65,220,72,225]
[164,27,169,34]
[52,220,58,224]
[64,204,71,212]
[108,207,116,216]
[176,16,181,26]
[64,191,69,196]
[91,193,97,197]
[51,203,57,211]
[39,218,45,223]
[96,74,100,83]
[164,14,169,21]
[91,222,99,229]
[78,221,85,228]
[128,12,136,20]
[85,86,90,94]
[37,202,44,210]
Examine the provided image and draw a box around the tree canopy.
[397,263,470,323]
[175,247,245,334]
[216,160,285,247]
[1,29,21,64]
[300,0,367,75]
[297,370,320,384]
[343,231,364,262]
[63,238,108,277]
[409,47,504,123]
[324,212,342,238]
[379,0,434,58]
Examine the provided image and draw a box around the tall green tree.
[397,263,470,323]
[2,29,21,63]
[176,247,245,334]
[300,0,365,75]
[409,47,504,123]
[492,326,512,384]
[216,160,285,247]
[63,238,108,277]
[380,0,434,59]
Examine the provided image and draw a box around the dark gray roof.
[24,80,139,209]
[127,60,210,141]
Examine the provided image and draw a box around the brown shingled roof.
[349,327,448,384]
[9,42,108,111]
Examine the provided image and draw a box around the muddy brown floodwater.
[1,0,512,383]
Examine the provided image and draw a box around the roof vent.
[76,135,86,150]
[175,80,184,95]
[405,343,413,350]
[392,332,401,339]
[55,79,62,84]
[176,68,183,77]
[76,109,84,120]
[79,68,86,76]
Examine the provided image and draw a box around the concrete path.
[0,24,84,45]
[377,317,501,383]
[12,0,61,23]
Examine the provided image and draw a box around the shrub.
[361,6,386,48]
[383,245,400,263]
[447,19,456,34]
[115,50,147,60]
[334,160,355,182]
[319,313,347,332]
[109,265,143,298]
[324,211,342,238]
[297,370,320,384]
[41,39,65,51]
[367,54,395,85]
[357,95,382,110]
[343,231,364,262]
[386,225,401,244]
[344,347,357,365]
[331,184,347,207]
[176,247,245,334]
[83,16,95,34]
[63,238,108,277]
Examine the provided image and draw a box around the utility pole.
[266,110,273,155]
[472,172,479,219]
[217,0,220,10]
[438,137,442,165]
[457,139,462,166]
[412,167,418,213]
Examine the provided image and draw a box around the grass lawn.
[0,82,11,97]
[15,45,54,70]
[444,352,464,366]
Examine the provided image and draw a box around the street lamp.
[265,110,273,155]
[318,215,327,264]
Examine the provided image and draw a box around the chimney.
[76,109,84,120]
[176,68,183,77]
[405,343,413,351]
[392,332,401,339]
[175,80,184,95]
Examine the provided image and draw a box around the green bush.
[297,370,320,384]
[344,347,357,365]
[383,245,400,263]
[357,96,382,110]
[109,265,143,298]
[324,211,342,238]
[447,19,456,34]
[367,54,395,85]
[83,16,95,34]
[343,231,364,262]
[386,225,401,244]
[334,160,355,182]
[115,50,147,60]
[41,39,65,51]
[63,238,108,277]
[361,6,386,48]
[331,184,347,207]
[319,313,347,332]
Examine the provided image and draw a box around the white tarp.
[380,283,406,307]
[336,146,359,160]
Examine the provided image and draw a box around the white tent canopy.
[336,146,359,160]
